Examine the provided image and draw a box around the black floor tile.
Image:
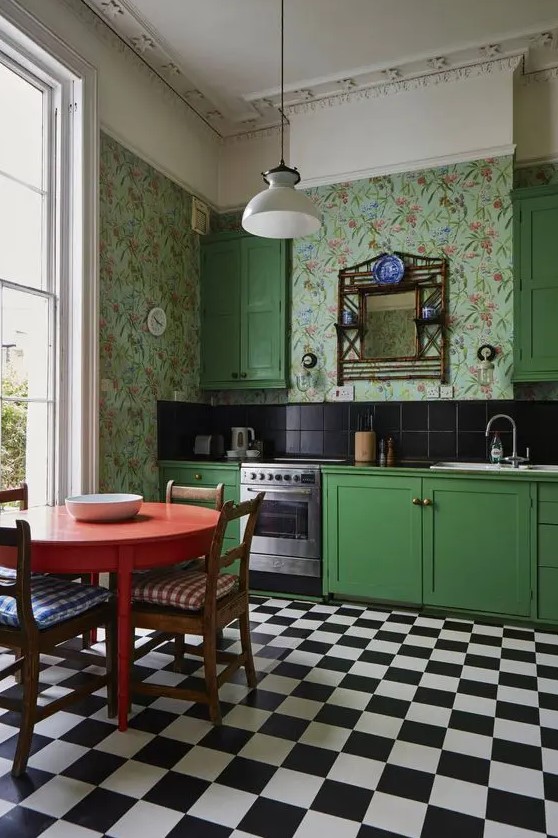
[239,797,306,838]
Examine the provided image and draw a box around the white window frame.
[0,0,98,502]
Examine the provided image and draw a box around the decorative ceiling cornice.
[285,56,523,118]
[520,65,558,85]
[78,0,558,140]
[64,0,222,144]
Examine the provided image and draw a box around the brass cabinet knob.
[194,473,202,480]
[240,372,247,379]
[412,497,422,505]
[422,498,433,506]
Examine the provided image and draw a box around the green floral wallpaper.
[515,162,558,188]
[99,133,202,499]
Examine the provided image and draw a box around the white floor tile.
[483,821,545,838]
[303,668,346,687]
[374,679,418,702]
[283,650,323,667]
[325,644,363,661]
[94,728,154,757]
[327,687,371,711]
[188,783,257,828]
[22,775,93,817]
[387,740,442,774]
[327,752,384,789]
[493,717,541,747]
[363,791,427,837]
[453,693,497,716]
[429,774,487,818]
[354,711,403,740]
[405,702,452,728]
[497,685,539,707]
[106,800,183,838]
[238,732,295,766]
[173,744,234,780]
[299,721,351,751]
[546,800,558,838]
[347,661,388,679]
[257,674,299,695]
[443,728,493,760]
[159,715,212,745]
[262,766,322,808]
[294,810,361,838]
[223,704,271,732]
[99,759,166,798]
[489,761,545,798]
[277,695,321,720]
[28,740,88,774]
[41,822,103,837]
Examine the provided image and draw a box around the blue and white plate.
[372,254,405,285]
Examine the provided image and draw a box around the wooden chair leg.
[12,650,39,777]
[13,649,22,684]
[203,629,221,725]
[173,634,185,672]
[105,616,117,719]
[239,611,256,688]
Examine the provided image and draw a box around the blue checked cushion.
[0,574,111,630]
[131,568,238,611]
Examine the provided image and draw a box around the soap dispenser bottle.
[490,432,503,464]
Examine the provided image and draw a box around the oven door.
[240,485,320,560]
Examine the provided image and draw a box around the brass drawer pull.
[240,372,247,379]
[194,473,202,480]
[422,498,432,506]
[412,497,422,506]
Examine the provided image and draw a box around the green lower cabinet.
[158,462,240,574]
[422,478,531,617]
[325,474,423,604]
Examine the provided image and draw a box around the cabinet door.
[240,237,287,386]
[422,478,531,616]
[324,474,423,603]
[200,240,241,387]
[514,189,558,381]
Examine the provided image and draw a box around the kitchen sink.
[431,461,558,472]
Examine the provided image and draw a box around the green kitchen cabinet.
[513,185,558,382]
[158,461,240,569]
[324,473,423,603]
[200,233,288,389]
[422,477,531,616]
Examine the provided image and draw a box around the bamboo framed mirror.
[335,251,448,383]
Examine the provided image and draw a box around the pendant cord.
[280,0,284,165]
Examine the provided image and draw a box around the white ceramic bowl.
[65,493,143,522]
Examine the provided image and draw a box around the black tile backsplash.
[157,399,558,465]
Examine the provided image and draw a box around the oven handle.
[244,487,313,496]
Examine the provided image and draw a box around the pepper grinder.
[386,436,396,467]
[378,438,386,467]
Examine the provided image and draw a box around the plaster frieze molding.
[285,56,523,118]
[60,0,221,145]
[223,125,282,147]
[520,65,558,85]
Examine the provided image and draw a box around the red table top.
[0,502,219,546]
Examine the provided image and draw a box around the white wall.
[218,127,283,210]
[9,0,221,204]
[515,74,558,164]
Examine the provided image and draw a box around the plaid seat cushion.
[0,574,111,630]
[131,568,238,611]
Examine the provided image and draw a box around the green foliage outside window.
[1,363,28,490]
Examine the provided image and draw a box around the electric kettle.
[231,427,255,452]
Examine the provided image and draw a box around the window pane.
[1,399,48,506]
[0,60,43,188]
[2,287,51,401]
[0,176,43,288]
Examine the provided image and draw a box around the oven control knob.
[275,474,283,481]
[259,473,265,480]
[283,474,291,481]
[267,473,274,480]
[293,474,300,482]
[250,472,257,480]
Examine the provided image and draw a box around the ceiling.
[85,0,558,137]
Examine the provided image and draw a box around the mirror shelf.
[336,251,448,383]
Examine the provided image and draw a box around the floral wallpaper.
[515,161,558,188]
[99,133,203,498]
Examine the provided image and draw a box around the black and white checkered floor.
[0,597,558,837]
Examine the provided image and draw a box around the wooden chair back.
[165,480,224,510]
[204,493,264,607]
[0,483,28,510]
[0,520,35,637]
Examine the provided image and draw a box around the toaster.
[193,434,224,457]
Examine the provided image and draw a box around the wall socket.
[330,385,354,402]
[426,385,440,399]
[440,384,454,399]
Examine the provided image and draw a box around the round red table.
[0,502,219,730]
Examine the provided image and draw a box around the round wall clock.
[147,307,167,336]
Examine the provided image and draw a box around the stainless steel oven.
[240,463,322,595]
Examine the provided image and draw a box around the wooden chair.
[166,479,224,513]
[0,519,116,776]
[0,483,28,512]
[130,493,264,724]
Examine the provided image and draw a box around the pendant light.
[242,0,322,239]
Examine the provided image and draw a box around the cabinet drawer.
[159,464,239,489]
[539,502,558,525]
[539,567,558,621]
[539,483,558,504]
[539,525,558,567]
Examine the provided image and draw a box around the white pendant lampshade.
[242,163,321,239]
[242,0,322,240]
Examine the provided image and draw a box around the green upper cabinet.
[513,185,558,382]
[422,477,531,617]
[200,233,288,389]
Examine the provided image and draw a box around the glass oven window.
[255,498,309,541]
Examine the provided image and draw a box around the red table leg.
[116,547,134,731]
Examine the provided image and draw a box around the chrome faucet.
[485,413,528,469]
